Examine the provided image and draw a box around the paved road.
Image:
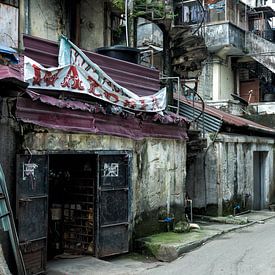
[143,219,275,275]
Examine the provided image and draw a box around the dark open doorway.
[253,151,268,210]
[48,154,97,259]
[17,151,131,274]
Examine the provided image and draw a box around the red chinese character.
[104,91,119,103]
[139,99,147,110]
[123,98,136,109]
[32,64,42,86]
[61,66,84,90]
[43,70,60,87]
[87,76,101,97]
[151,96,159,110]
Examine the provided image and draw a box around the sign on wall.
[24,36,167,113]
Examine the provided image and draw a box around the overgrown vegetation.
[112,0,173,19]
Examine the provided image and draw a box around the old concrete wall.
[205,23,245,50]
[0,98,18,273]
[0,4,18,48]
[80,0,105,51]
[0,99,18,208]
[199,58,234,101]
[23,131,186,237]
[246,32,275,74]
[137,18,163,47]
[27,0,67,42]
[20,0,106,49]
[220,61,234,100]
[198,60,213,100]
[187,133,275,216]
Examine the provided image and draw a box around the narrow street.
[143,219,275,275]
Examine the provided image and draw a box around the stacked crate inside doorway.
[63,177,95,255]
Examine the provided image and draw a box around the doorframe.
[94,150,133,257]
[253,151,268,210]
[40,149,133,256]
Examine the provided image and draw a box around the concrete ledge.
[136,211,275,262]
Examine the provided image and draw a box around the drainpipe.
[166,172,170,217]
[127,0,135,47]
[24,0,30,34]
[19,0,25,50]
[162,30,173,106]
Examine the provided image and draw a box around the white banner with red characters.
[24,36,167,112]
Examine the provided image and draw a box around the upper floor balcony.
[196,0,275,57]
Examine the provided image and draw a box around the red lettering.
[43,70,60,87]
[61,66,84,90]
[123,99,137,109]
[32,64,42,86]
[104,91,119,103]
[87,76,101,97]
[114,86,121,94]
[151,96,159,110]
[139,99,147,110]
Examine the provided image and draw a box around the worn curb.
[177,214,275,257]
[138,213,275,262]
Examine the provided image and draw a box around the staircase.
[246,32,275,74]
[138,0,208,77]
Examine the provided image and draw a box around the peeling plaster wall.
[199,58,234,101]
[80,0,105,51]
[137,18,163,47]
[205,23,230,47]
[220,61,234,100]
[198,60,213,100]
[23,0,105,49]
[22,131,186,237]
[186,133,275,216]
[205,23,245,49]
[0,4,18,48]
[0,99,18,208]
[27,0,67,42]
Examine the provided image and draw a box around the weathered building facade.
[0,35,188,274]
[181,99,275,216]
[193,0,275,109]
[0,1,190,274]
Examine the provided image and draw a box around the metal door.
[96,153,130,257]
[253,151,267,210]
[16,155,48,274]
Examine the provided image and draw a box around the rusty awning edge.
[25,89,189,128]
[178,95,275,137]
[16,97,188,141]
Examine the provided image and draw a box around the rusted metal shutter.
[96,153,131,257]
[16,155,48,274]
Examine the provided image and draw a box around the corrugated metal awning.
[177,97,275,137]
[16,96,188,140]
[178,100,223,133]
